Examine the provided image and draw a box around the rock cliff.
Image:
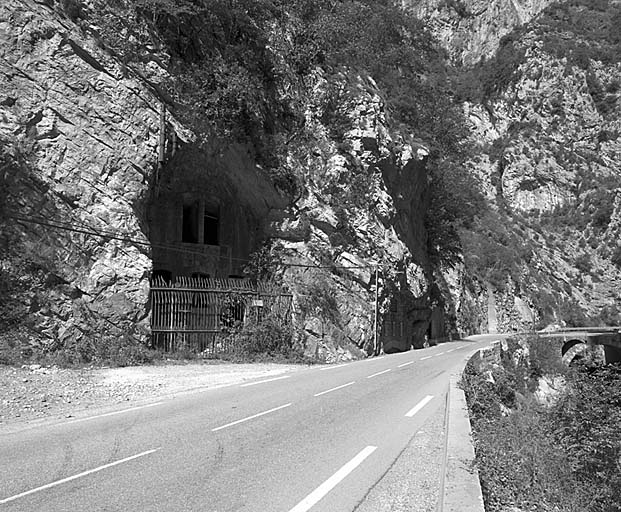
[420,0,621,330]
[1,0,439,361]
[269,73,433,358]
[0,0,161,354]
[406,0,554,65]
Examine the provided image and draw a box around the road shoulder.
[0,361,306,431]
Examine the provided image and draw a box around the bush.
[36,334,161,367]
[220,316,307,363]
[574,253,592,274]
[463,337,621,512]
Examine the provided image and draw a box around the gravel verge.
[0,361,306,429]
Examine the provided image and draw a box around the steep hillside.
[424,0,621,330]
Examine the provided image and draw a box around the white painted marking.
[446,349,455,353]
[367,369,391,379]
[436,352,445,356]
[240,375,290,387]
[0,448,160,504]
[314,381,355,397]
[420,356,432,361]
[66,402,164,424]
[397,361,415,368]
[211,403,292,432]
[288,446,377,512]
[405,395,434,417]
[319,363,352,371]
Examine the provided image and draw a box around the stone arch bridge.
[539,327,621,365]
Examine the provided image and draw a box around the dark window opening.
[204,212,219,246]
[182,202,199,243]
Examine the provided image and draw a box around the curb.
[440,374,485,512]
[438,344,502,512]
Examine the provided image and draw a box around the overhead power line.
[6,213,383,271]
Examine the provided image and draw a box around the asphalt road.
[0,338,492,512]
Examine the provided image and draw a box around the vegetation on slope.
[462,336,621,512]
[447,0,621,328]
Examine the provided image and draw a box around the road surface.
[0,338,492,511]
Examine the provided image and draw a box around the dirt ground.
[0,361,306,429]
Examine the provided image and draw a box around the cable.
[6,212,383,270]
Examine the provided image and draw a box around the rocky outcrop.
[0,0,166,348]
[268,73,433,359]
[406,0,554,65]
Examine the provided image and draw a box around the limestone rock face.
[469,51,620,214]
[270,73,432,359]
[0,0,166,346]
[406,0,554,65]
[418,0,621,332]
[1,2,436,360]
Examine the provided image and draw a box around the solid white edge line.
[366,369,391,379]
[313,381,355,397]
[405,395,434,417]
[240,375,291,387]
[319,363,352,371]
[0,448,160,504]
[420,356,432,360]
[397,361,415,368]
[66,402,165,424]
[211,403,292,432]
[288,446,377,512]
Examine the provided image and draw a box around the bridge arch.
[561,339,585,356]
[562,340,588,365]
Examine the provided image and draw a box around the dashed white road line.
[0,448,160,504]
[319,363,352,371]
[66,402,165,425]
[405,395,434,417]
[397,361,415,368]
[366,369,391,379]
[211,403,292,432]
[436,352,445,356]
[240,375,291,387]
[420,356,432,361]
[314,382,355,397]
[288,445,377,512]
[446,349,455,353]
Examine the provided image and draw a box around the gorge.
[1,0,620,362]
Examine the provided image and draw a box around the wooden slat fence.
[150,276,292,355]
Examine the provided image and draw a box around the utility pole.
[374,267,379,356]
[156,102,166,193]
